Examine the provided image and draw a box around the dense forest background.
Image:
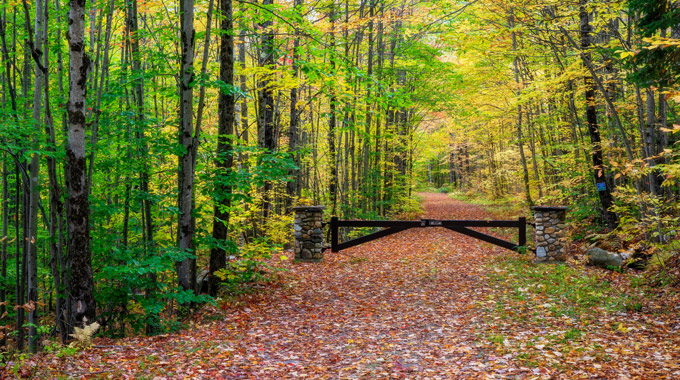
[0,0,678,354]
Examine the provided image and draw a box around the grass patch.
[487,333,506,346]
[348,256,368,264]
[476,254,654,365]
[488,256,643,316]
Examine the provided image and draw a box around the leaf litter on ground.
[6,193,680,379]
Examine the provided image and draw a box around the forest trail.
[21,192,516,379]
[15,194,680,379]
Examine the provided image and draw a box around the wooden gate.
[329,217,526,253]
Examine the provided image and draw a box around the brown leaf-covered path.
[18,193,513,379]
[197,192,510,379]
[12,193,680,379]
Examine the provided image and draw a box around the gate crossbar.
[330,217,526,253]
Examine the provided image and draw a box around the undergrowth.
[447,190,524,218]
[487,256,648,316]
[479,255,657,369]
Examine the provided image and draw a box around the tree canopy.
[0,0,679,354]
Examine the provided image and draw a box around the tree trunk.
[239,27,248,149]
[0,3,17,113]
[286,0,302,210]
[258,0,276,218]
[24,0,46,352]
[177,0,196,292]
[41,0,68,344]
[509,12,533,206]
[1,161,8,349]
[209,0,235,297]
[579,2,617,229]
[15,164,24,351]
[362,0,375,206]
[67,0,96,329]
[193,0,215,166]
[328,0,338,215]
[645,89,661,195]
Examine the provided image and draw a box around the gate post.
[330,216,338,253]
[532,206,568,262]
[518,217,527,248]
[292,206,325,262]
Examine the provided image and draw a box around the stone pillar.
[293,206,325,262]
[532,206,568,262]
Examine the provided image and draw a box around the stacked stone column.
[293,206,325,262]
[532,206,567,262]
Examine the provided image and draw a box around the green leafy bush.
[214,238,285,296]
[95,246,213,336]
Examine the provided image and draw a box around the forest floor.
[6,193,680,379]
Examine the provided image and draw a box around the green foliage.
[489,256,647,315]
[3,0,680,360]
[214,238,285,296]
[626,0,680,87]
[205,145,297,198]
[629,0,680,37]
[390,194,423,220]
[264,213,294,247]
[43,341,80,358]
[610,184,679,258]
[95,246,212,335]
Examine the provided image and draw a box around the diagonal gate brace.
[444,226,517,251]
[332,227,409,252]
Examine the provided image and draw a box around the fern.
[70,320,100,348]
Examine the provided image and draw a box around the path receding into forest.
[11,193,680,379]
[16,193,514,379]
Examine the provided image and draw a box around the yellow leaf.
[660,124,680,133]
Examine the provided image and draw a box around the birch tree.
[67,0,96,329]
